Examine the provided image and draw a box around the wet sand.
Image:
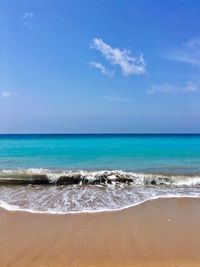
[0,197,200,267]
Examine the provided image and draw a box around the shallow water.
[1,134,200,173]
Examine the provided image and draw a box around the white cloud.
[148,82,200,95]
[104,95,134,102]
[89,61,113,77]
[167,39,200,65]
[90,38,146,75]
[1,91,12,98]
[1,91,19,98]
[184,82,199,92]
[23,12,34,19]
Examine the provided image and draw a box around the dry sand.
[0,197,200,267]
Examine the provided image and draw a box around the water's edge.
[0,195,199,215]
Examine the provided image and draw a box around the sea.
[0,134,200,214]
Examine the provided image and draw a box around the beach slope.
[0,198,200,267]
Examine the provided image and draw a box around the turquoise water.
[0,134,200,173]
[0,134,200,213]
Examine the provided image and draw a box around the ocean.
[0,134,200,213]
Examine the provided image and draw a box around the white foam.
[0,168,200,214]
[0,183,199,214]
[0,195,200,215]
[1,168,200,186]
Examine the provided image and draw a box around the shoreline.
[1,197,200,266]
[0,195,200,215]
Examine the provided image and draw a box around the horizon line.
[0,133,200,135]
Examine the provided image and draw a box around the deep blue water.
[0,134,200,174]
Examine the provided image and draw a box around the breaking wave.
[0,169,200,214]
[1,168,200,187]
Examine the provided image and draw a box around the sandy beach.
[0,197,200,267]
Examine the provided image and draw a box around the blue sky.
[0,0,200,133]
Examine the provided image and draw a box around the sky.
[0,0,200,133]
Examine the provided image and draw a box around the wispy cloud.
[89,61,113,77]
[23,11,34,28]
[104,95,134,102]
[23,12,34,19]
[0,91,19,98]
[1,91,12,98]
[167,39,200,65]
[90,38,146,76]
[147,82,200,95]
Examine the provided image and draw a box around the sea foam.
[0,169,200,214]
